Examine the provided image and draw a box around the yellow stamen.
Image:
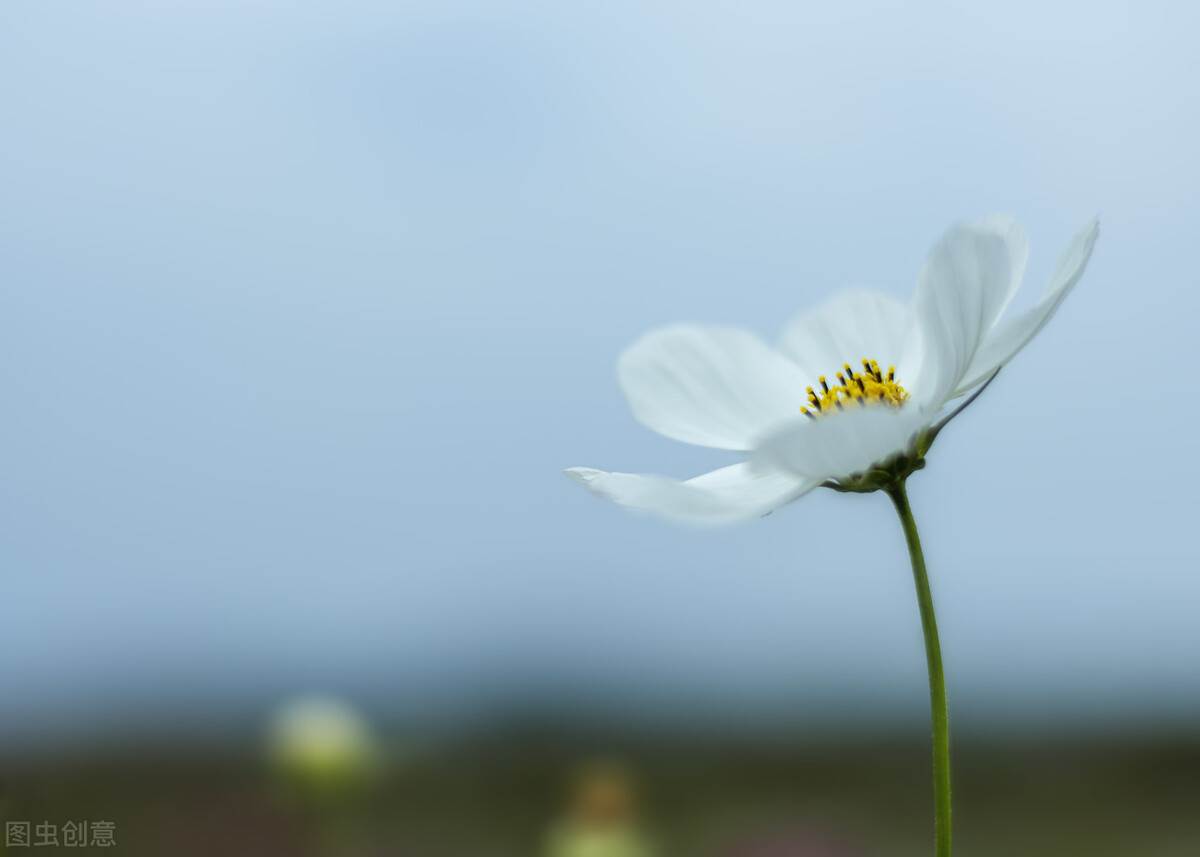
[799,357,909,417]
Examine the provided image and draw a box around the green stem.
[887,481,952,857]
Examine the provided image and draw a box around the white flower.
[267,695,376,786]
[566,217,1099,525]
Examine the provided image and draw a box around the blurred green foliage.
[1,733,1197,856]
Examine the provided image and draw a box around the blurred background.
[2,0,1198,854]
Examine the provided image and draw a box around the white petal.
[753,406,929,483]
[969,214,1031,320]
[618,325,808,451]
[564,462,815,526]
[909,217,1029,410]
[779,289,916,381]
[952,219,1100,396]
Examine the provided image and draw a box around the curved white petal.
[779,289,916,382]
[952,219,1100,396]
[564,462,815,526]
[969,214,1030,321]
[909,217,1029,410]
[618,325,808,451]
[752,407,929,483]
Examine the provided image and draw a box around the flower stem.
[887,481,952,857]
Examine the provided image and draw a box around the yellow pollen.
[801,357,908,417]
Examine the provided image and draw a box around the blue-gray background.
[2,0,1197,749]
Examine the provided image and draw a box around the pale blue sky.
[2,0,1198,746]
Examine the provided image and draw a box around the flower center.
[801,358,909,419]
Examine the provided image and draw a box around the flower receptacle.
[822,429,933,494]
